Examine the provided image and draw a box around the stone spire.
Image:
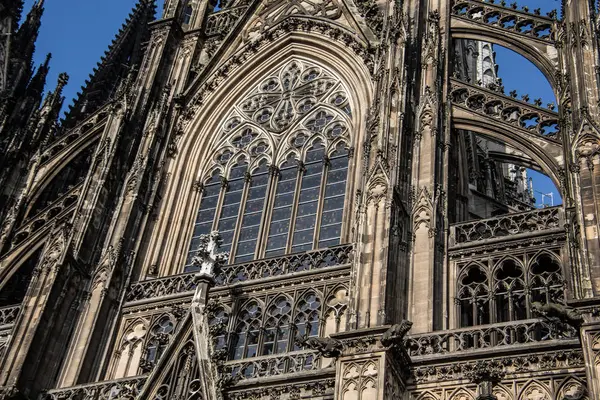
[62,0,156,128]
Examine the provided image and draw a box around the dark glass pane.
[197,208,216,222]
[298,186,320,202]
[271,208,292,222]
[234,168,268,262]
[192,222,212,237]
[321,209,343,225]
[329,156,348,170]
[200,194,219,209]
[324,181,346,197]
[276,179,296,193]
[292,243,312,253]
[265,163,298,253]
[244,199,264,213]
[323,197,344,211]
[297,201,318,216]
[219,217,237,232]
[293,229,314,245]
[295,215,316,231]
[319,224,341,240]
[317,238,339,248]
[266,234,287,250]
[236,240,256,256]
[327,168,347,183]
[239,225,260,241]
[274,192,294,206]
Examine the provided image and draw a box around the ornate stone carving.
[295,333,344,358]
[381,320,413,347]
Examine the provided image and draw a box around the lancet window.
[185,60,353,272]
[457,253,565,328]
[228,289,330,362]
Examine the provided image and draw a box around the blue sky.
[23,0,563,206]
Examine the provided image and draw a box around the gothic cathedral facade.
[0,0,598,399]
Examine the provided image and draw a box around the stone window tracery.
[457,253,565,328]
[185,59,353,272]
[224,288,334,361]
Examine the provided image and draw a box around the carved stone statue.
[295,333,344,358]
[531,301,584,328]
[381,320,413,347]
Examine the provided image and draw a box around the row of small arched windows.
[457,253,565,327]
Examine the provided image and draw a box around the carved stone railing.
[404,318,575,358]
[10,183,83,250]
[205,6,248,37]
[126,244,353,302]
[0,305,20,326]
[224,350,323,381]
[450,78,561,142]
[451,0,556,43]
[450,206,562,246]
[44,376,147,400]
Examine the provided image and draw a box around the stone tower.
[0,0,598,399]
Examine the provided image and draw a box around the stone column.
[560,1,600,296]
[580,310,600,395]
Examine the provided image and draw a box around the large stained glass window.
[186,59,353,271]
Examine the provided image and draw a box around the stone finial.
[191,231,228,279]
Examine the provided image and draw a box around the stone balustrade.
[126,244,353,302]
[404,317,575,358]
[44,376,147,400]
[449,206,562,247]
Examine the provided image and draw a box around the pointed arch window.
[186,59,353,272]
[182,4,193,25]
[457,253,566,329]
[262,297,292,355]
[232,301,262,360]
[294,292,321,350]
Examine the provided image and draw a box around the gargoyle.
[381,320,413,347]
[531,301,583,329]
[295,333,344,358]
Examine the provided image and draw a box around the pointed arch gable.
[151,31,373,275]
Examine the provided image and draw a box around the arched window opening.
[294,292,321,351]
[233,162,269,263]
[217,159,248,254]
[185,172,221,272]
[144,316,174,364]
[494,260,526,323]
[0,248,42,307]
[262,297,292,355]
[186,59,353,272]
[209,307,229,351]
[457,266,490,328]
[530,254,564,305]
[291,141,325,253]
[232,301,261,360]
[182,4,193,25]
[318,144,348,248]
[265,159,298,257]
